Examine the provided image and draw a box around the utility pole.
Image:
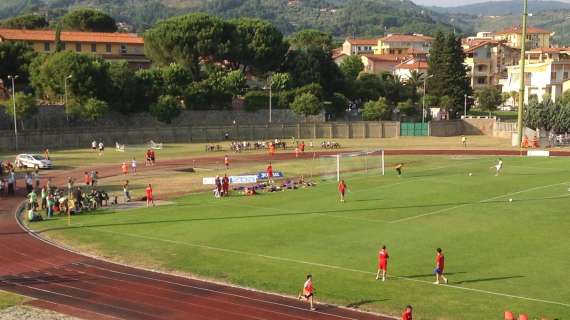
[422,75,434,123]
[8,75,19,151]
[517,0,529,148]
[64,74,72,122]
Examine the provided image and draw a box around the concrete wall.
[430,117,516,138]
[0,121,399,152]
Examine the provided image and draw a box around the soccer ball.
[509,198,513,202]
[469,173,473,176]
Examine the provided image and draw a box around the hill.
[0,0,457,37]
[432,0,570,16]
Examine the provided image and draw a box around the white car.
[15,154,53,169]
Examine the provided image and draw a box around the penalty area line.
[81,227,570,308]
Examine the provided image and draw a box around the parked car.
[15,154,53,169]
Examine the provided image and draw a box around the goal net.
[317,150,385,181]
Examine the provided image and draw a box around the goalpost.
[317,149,385,181]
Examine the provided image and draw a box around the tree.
[82,98,109,120]
[290,92,323,116]
[107,61,147,114]
[3,92,37,122]
[0,42,37,84]
[29,51,110,107]
[150,95,182,123]
[62,9,118,32]
[289,29,333,53]
[328,92,349,114]
[223,70,247,98]
[510,91,519,109]
[362,98,391,121]
[282,47,345,96]
[0,14,48,29]
[227,17,288,73]
[55,23,64,53]
[144,13,232,78]
[424,94,439,108]
[475,86,502,115]
[397,99,415,116]
[270,72,291,91]
[427,32,471,117]
[354,73,384,102]
[340,55,364,80]
[439,95,454,110]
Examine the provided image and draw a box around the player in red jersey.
[224,155,230,170]
[266,162,274,184]
[298,274,316,311]
[338,180,347,202]
[145,184,155,208]
[376,245,389,281]
[402,305,413,320]
[434,248,448,284]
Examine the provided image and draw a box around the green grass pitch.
[32,155,570,319]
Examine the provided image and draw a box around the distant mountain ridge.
[431,0,570,16]
[0,0,457,37]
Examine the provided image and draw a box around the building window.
[477,65,486,72]
[91,43,97,53]
[75,43,81,52]
[564,72,569,80]
[477,77,487,85]
[551,72,557,81]
[106,44,112,53]
[120,44,128,54]
[44,42,50,52]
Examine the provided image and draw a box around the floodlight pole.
[422,75,434,123]
[8,75,19,151]
[516,0,529,148]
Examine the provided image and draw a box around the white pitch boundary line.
[389,181,569,223]
[78,227,570,308]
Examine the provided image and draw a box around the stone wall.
[0,121,399,152]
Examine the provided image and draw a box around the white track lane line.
[75,260,364,320]
[79,227,570,308]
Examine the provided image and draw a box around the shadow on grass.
[454,275,524,284]
[346,299,389,309]
[396,272,466,279]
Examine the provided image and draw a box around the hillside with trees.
[0,0,457,37]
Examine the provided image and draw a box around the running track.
[1,149,568,319]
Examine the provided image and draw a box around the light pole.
[268,75,272,124]
[422,75,434,123]
[464,94,474,118]
[64,74,72,121]
[516,0,529,148]
[8,75,19,151]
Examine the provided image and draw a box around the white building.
[501,48,570,103]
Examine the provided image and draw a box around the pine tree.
[427,32,471,118]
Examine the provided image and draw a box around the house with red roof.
[0,28,150,68]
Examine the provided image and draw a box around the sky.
[413,0,570,7]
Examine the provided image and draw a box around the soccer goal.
[317,150,385,181]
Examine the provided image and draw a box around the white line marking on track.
[75,260,364,320]
[81,227,570,308]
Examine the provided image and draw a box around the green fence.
[400,122,428,136]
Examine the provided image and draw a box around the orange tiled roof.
[464,40,499,53]
[496,26,551,35]
[395,60,428,70]
[363,54,408,62]
[0,28,144,44]
[379,34,433,42]
[345,38,378,45]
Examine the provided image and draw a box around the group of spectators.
[26,177,111,222]
[0,160,17,196]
